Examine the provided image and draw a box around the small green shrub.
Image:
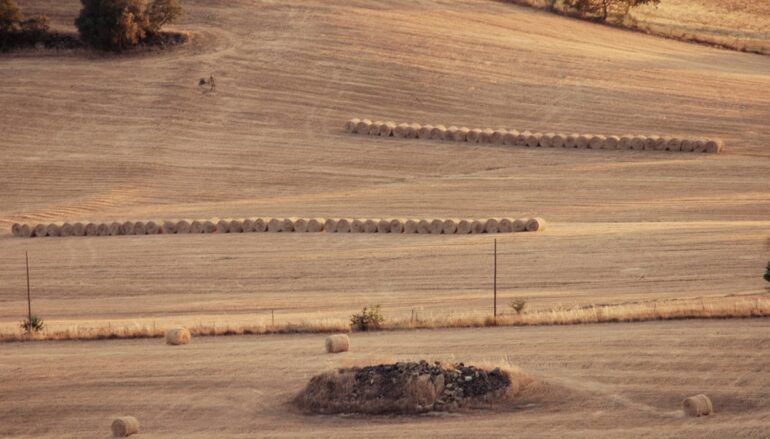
[350,305,384,331]
[20,315,45,333]
[510,298,527,315]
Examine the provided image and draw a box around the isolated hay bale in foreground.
[380,121,396,137]
[345,118,361,134]
[46,224,61,237]
[72,223,85,237]
[403,219,418,234]
[351,219,365,233]
[111,416,140,437]
[456,219,471,234]
[417,220,431,234]
[61,223,74,237]
[589,135,606,149]
[356,119,372,135]
[525,217,546,232]
[565,133,578,148]
[513,218,527,232]
[682,394,713,417]
[442,219,457,234]
[470,220,485,234]
[498,218,513,233]
[485,218,499,233]
[394,123,409,138]
[307,218,324,233]
[377,219,391,233]
[165,327,191,346]
[551,133,565,148]
[325,334,350,354]
[418,124,434,139]
[293,218,308,233]
[176,220,191,234]
[254,218,267,232]
[389,219,404,234]
[336,219,351,233]
[324,218,337,233]
[364,219,378,233]
[605,135,620,149]
[430,125,447,140]
[96,223,110,236]
[467,128,483,143]
[704,139,724,153]
[491,129,508,145]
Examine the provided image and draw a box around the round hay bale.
[345,118,361,134]
[131,222,146,235]
[45,223,61,237]
[241,218,255,232]
[525,132,541,147]
[644,135,663,150]
[418,124,434,139]
[254,218,267,232]
[307,218,324,233]
[470,220,485,234]
[666,137,682,151]
[324,218,337,233]
[215,219,229,233]
[693,138,708,153]
[576,134,590,149]
[84,223,98,236]
[394,123,409,138]
[325,334,350,354]
[190,220,204,234]
[380,121,396,137]
[356,119,372,135]
[430,125,447,140]
[293,218,308,233]
[445,126,459,141]
[161,221,176,234]
[377,219,391,233]
[481,128,495,143]
[368,121,384,136]
[403,219,418,234]
[363,219,378,233]
[503,130,518,146]
[680,138,695,152]
[351,219,365,233]
[619,135,634,149]
[202,220,217,234]
[442,219,457,234]
[417,219,431,234]
[20,224,33,238]
[704,139,723,154]
[31,224,46,237]
[120,221,133,235]
[111,416,140,437]
[429,219,444,234]
[515,131,529,146]
[336,218,351,233]
[491,129,508,145]
[165,327,191,345]
[551,133,566,148]
[176,220,191,234]
[565,133,579,148]
[467,128,483,143]
[97,223,110,236]
[589,135,606,149]
[539,133,554,148]
[485,218,499,233]
[11,223,22,237]
[630,135,646,150]
[525,217,546,232]
[71,223,85,237]
[453,127,469,142]
[406,123,421,139]
[226,219,242,233]
[267,218,283,233]
[108,222,122,236]
[389,219,404,234]
[682,394,713,417]
[605,135,620,149]
[60,223,74,237]
[498,218,514,233]
[145,221,160,235]
[281,218,295,232]
[456,219,471,234]
[513,218,527,232]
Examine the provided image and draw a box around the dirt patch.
[295,361,520,415]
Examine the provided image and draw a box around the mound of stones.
[294,361,515,414]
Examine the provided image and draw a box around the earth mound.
[295,361,519,414]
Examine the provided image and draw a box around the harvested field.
[2,320,770,438]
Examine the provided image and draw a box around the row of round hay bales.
[345,119,724,153]
[11,218,546,237]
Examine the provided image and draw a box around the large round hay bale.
[680,138,696,152]
[190,220,204,234]
[406,123,421,139]
[368,121,384,136]
[515,131,529,146]
[704,139,723,154]
[538,133,553,148]
[445,126,459,141]
[644,135,662,150]
[665,137,682,151]
[589,135,606,149]
[293,218,308,233]
[363,219,378,233]
[325,334,350,354]
[551,133,566,148]
[145,221,160,235]
[132,222,146,235]
[576,134,590,149]
[254,218,267,232]
[619,135,633,149]
[513,218,527,232]
[11,223,22,237]
[380,121,396,137]
[565,133,579,148]
[307,218,324,233]
[430,125,447,140]
[96,223,110,236]
[202,220,217,234]
[417,124,434,139]
[491,129,508,145]
[682,394,713,417]
[394,123,409,138]
[165,327,191,345]
[467,128,482,143]
[351,219,365,233]
[456,219,471,234]
[403,219,418,234]
[429,219,444,234]
[692,138,708,153]
[416,220,431,234]
[630,135,646,150]
[161,221,176,234]
[84,223,98,236]
[46,223,61,237]
[525,132,541,147]
[281,218,295,232]
[470,220,485,234]
[111,416,140,437]
[241,218,255,232]
[484,218,499,233]
[60,223,74,237]
[377,219,391,233]
[227,219,242,233]
[214,219,229,233]
[336,218,351,233]
[31,224,46,237]
[605,135,620,149]
[68,223,83,237]
[452,127,469,142]
[525,217,546,232]
[503,130,518,146]
[389,219,404,233]
[442,219,457,234]
[356,119,372,135]
[20,224,33,238]
[345,118,361,134]
[267,218,283,232]
[498,218,513,233]
[481,128,495,143]
[324,218,337,233]
[176,220,190,234]
[120,221,133,235]
[108,222,122,236]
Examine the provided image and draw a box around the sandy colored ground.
[2,320,769,438]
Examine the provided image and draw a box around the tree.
[75,0,150,50]
[565,0,660,21]
[764,260,770,284]
[0,0,23,33]
[147,0,182,33]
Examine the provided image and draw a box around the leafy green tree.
[565,0,660,21]
[75,0,150,50]
[147,0,182,33]
[0,0,23,33]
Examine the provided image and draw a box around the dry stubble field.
[1,0,769,436]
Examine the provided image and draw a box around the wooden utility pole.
[26,251,32,324]
[493,239,497,320]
